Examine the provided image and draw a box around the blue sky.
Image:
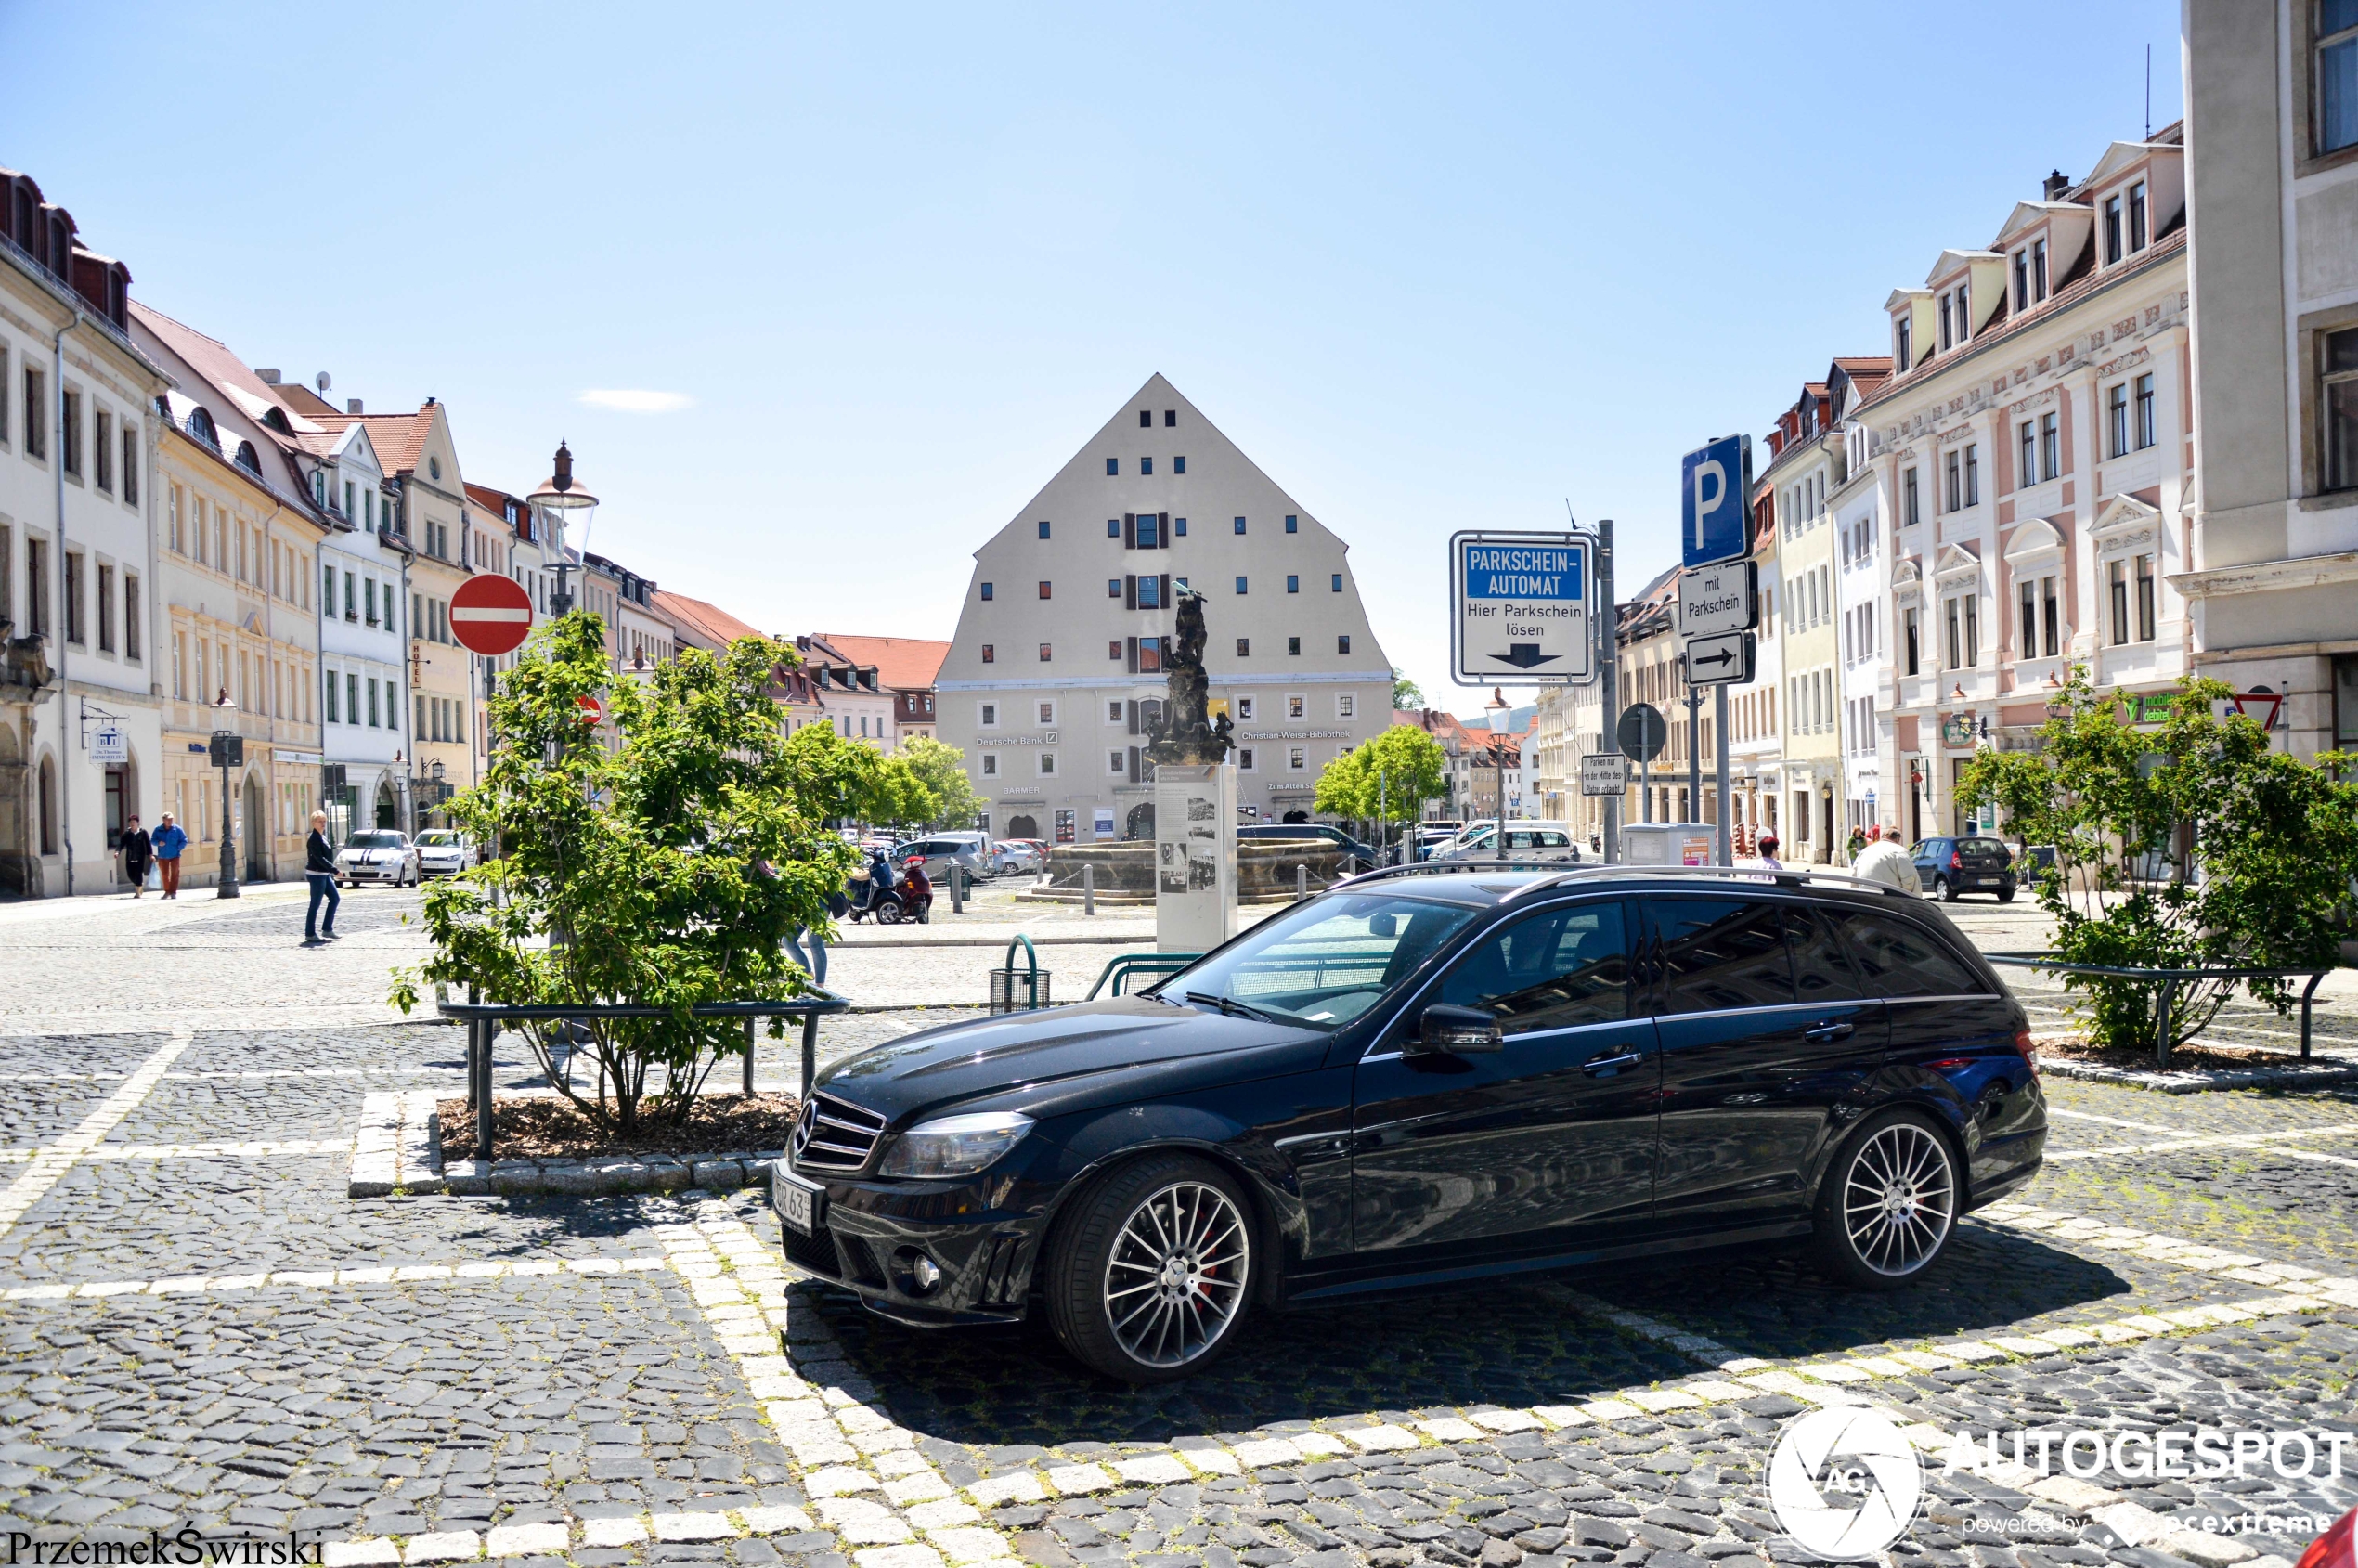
[6,2,2182,711]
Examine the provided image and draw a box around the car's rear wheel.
[1935,875,1957,901]
[1045,1153,1254,1383]
[1997,888,2015,903]
[1812,1111,1959,1289]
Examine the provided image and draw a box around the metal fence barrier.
[434,995,851,1160]
[1983,952,2338,1069]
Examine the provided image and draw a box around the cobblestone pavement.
[3,894,2356,1565]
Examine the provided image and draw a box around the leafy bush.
[1959,669,2358,1053]
[393,614,854,1132]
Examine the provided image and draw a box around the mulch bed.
[2036,1036,2328,1073]
[436,1092,801,1163]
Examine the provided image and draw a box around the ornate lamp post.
[527,441,599,617]
[208,695,243,899]
[1485,686,1509,827]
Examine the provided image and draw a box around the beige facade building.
[938,376,1392,842]
[2179,0,2358,754]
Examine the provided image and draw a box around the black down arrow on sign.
[1491,645,1560,669]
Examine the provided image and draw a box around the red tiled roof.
[809,633,952,692]
[654,590,773,650]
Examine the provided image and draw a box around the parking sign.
[1680,435,1751,569]
[1449,531,1594,685]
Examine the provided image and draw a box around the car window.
[1461,826,1496,849]
[1784,904,1866,1003]
[1435,901,1630,1035]
[347,832,405,849]
[1166,892,1477,1030]
[1649,898,1795,1014]
[1960,838,2010,856]
[1830,911,1986,998]
[1538,830,1570,848]
[1505,830,1537,850]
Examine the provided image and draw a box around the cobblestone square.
[2,887,2353,1567]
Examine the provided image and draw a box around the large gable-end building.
[937,375,1392,843]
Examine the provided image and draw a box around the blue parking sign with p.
[1681,435,1749,568]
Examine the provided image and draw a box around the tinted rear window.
[1785,904,1866,1002]
[1960,838,2010,857]
[1833,912,1986,999]
[1651,898,1794,1013]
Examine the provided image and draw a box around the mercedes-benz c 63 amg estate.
[771,865,2046,1382]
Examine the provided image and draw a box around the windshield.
[1158,893,1477,1030]
[416,831,460,847]
[347,832,405,849]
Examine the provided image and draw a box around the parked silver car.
[414,830,478,878]
[336,829,421,888]
[894,833,996,881]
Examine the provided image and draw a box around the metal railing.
[434,994,851,1160]
[1983,953,2339,1069]
[1086,952,1202,999]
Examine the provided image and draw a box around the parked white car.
[991,840,1045,875]
[336,829,421,888]
[1430,821,1583,863]
[414,830,478,878]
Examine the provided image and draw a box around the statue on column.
[1144,586,1232,767]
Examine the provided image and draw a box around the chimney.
[346,398,364,415]
[2042,169,2071,201]
[255,369,280,384]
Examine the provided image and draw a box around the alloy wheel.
[1841,1122,1954,1276]
[1103,1180,1250,1369]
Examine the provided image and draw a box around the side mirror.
[1413,1004,1502,1056]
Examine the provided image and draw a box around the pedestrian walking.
[1851,824,1920,895]
[151,813,188,899]
[1756,832,1782,871]
[303,810,340,947]
[1846,824,1869,862]
[122,815,152,898]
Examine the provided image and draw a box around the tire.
[876,902,902,926]
[1811,1110,1961,1289]
[1935,875,1957,902]
[1997,888,2016,904]
[1044,1152,1256,1383]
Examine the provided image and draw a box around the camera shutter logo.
[1768,1407,1923,1559]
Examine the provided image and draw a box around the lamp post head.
[431,758,445,783]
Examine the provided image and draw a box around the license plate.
[772,1167,824,1236]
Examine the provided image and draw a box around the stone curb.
[2036,1056,2358,1094]
[439,1147,782,1197]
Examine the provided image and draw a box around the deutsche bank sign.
[1450,531,1593,685]
[1680,434,1751,569]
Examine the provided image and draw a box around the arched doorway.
[0,723,29,898]
[1004,812,1038,840]
[374,780,397,830]
[1125,803,1156,841]
[37,755,58,857]
[1281,810,1310,824]
[242,771,267,882]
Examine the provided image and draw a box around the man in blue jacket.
[150,813,188,899]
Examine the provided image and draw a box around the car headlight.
[876,1111,1033,1179]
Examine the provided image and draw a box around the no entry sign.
[576,694,604,727]
[449,574,534,657]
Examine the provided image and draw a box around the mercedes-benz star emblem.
[790,1101,816,1165]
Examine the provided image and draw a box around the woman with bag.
[122,816,152,898]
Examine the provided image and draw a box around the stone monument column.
[1144,587,1238,954]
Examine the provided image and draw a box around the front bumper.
[772,1165,1044,1326]
[340,862,405,882]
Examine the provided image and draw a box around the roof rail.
[1330,859,1561,888]
[1499,862,1920,903]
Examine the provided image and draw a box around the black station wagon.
[772,864,2047,1382]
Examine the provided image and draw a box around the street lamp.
[208,695,243,900]
[1485,686,1510,830]
[528,440,599,617]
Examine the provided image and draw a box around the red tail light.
[2014,1028,2040,1079]
[1949,849,1963,869]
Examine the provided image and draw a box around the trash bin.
[989,933,1052,1013]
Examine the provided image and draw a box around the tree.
[1958,668,2358,1053]
[1391,668,1425,712]
[1315,725,1448,846]
[392,613,854,1132]
[895,735,987,831]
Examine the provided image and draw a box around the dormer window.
[187,406,218,448]
[2128,180,2148,251]
[1896,315,1912,371]
[1954,280,1970,342]
[2034,238,2049,299]
[1938,294,1952,352]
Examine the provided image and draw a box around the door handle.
[1804,1020,1855,1043]
[1582,1051,1645,1076]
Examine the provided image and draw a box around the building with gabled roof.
[812,633,950,745]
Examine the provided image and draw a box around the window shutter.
[1159,573,1172,606]
[1128,745,1140,783]
[1158,512,1171,550]
[1124,574,1137,610]
[1123,513,1136,550]
[1126,638,1138,674]
[1127,700,1139,735]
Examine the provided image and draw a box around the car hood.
[813,996,1331,1126]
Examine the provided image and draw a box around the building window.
[1903,466,1920,526]
[2108,559,2131,645]
[980,703,998,726]
[1287,637,1302,655]
[1038,752,1056,777]
[1174,516,1186,535]
[1289,747,1306,771]
[981,753,998,777]
[2033,238,2049,300]
[1107,518,1121,538]
[2324,0,2358,153]
[1037,700,1056,725]
[2040,411,2060,482]
[1285,515,1298,533]
[1237,638,1250,657]
[2103,194,2124,265]
[2326,330,2358,489]
[97,563,113,652]
[1237,697,1255,720]
[1338,635,1352,654]
[2108,382,2131,458]
[1234,516,1247,534]
[1286,575,1299,594]
[1038,520,1051,539]
[2042,577,2061,656]
[980,581,992,600]
[1108,640,1121,660]
[22,369,44,459]
[1139,409,1152,428]
[1173,456,1186,474]
[1943,451,1961,512]
[323,667,337,722]
[1037,581,1051,600]
[61,390,81,476]
[1108,577,1121,599]
[1338,694,1355,719]
[1896,314,1911,371]
[62,551,83,644]
[2134,373,2157,448]
[1108,750,1126,775]
[1938,293,1952,351]
[1330,573,1342,591]
[1038,643,1052,662]
[2019,420,2038,487]
[2135,553,2157,641]
[1141,457,1153,476]
[1904,605,1920,675]
[1235,576,1248,594]
[124,574,139,661]
[2014,249,2030,311]
[94,410,112,492]
[1237,747,1255,771]
[1963,443,1980,506]
[1106,458,1119,475]
[1945,596,1963,668]
[2129,180,2149,250]
[981,644,994,664]
[2018,580,2037,656]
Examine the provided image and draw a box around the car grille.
[781,1225,845,1278]
[791,1093,887,1173]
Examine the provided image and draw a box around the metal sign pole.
[1599,520,1618,864]
[1715,683,1732,866]
[1685,682,1703,826]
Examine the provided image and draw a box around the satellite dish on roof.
[316,372,331,393]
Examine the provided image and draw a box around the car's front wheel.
[1812,1111,1959,1289]
[1045,1153,1255,1383]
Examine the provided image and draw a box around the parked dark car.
[771,865,2046,1382]
[1909,836,2019,902]
[1237,823,1379,873]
